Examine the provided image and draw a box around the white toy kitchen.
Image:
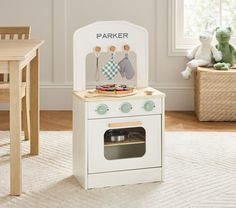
[73,21,165,189]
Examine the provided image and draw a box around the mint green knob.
[96,104,109,115]
[120,102,132,113]
[144,101,155,112]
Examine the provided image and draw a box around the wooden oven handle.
[108,121,142,128]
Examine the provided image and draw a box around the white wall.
[0,0,194,110]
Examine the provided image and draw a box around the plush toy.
[213,27,236,70]
[181,29,222,79]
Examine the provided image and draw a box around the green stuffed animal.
[214,27,236,70]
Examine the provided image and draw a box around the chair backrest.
[0,26,30,40]
[0,26,31,81]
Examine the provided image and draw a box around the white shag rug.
[1,131,236,208]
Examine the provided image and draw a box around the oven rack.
[104,136,145,147]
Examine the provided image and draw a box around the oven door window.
[104,127,146,160]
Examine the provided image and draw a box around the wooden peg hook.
[94,46,101,53]
[109,45,116,53]
[124,44,130,52]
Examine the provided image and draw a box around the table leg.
[30,49,39,155]
[9,61,22,196]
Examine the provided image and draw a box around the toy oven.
[73,21,165,189]
[88,115,162,173]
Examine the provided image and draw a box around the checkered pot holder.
[102,53,120,80]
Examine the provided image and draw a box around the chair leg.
[22,96,30,140]
[22,65,30,141]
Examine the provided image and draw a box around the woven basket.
[195,67,236,121]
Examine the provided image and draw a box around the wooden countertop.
[73,87,165,102]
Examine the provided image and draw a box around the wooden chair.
[0,26,31,140]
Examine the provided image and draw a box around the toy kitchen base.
[73,88,165,189]
[73,21,165,189]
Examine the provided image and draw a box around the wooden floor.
[0,111,235,131]
[166,111,236,131]
[0,111,72,131]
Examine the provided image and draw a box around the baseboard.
[0,83,194,111]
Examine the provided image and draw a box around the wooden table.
[0,39,44,196]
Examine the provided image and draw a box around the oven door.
[88,115,162,173]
